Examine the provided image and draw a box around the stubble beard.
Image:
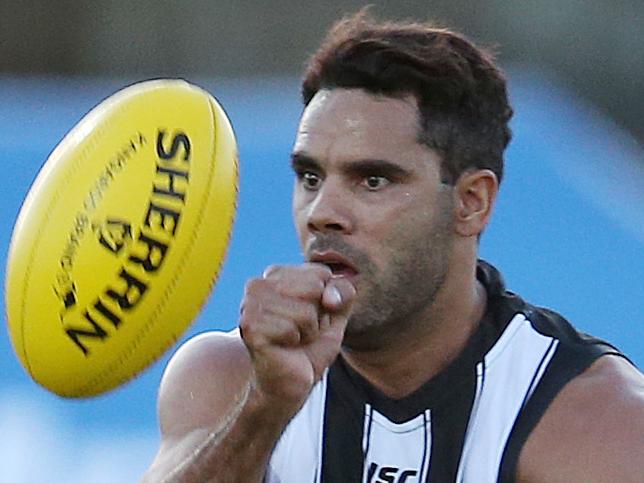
[343,197,454,350]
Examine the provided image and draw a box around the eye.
[298,171,322,190]
[361,175,390,191]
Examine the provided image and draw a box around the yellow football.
[5,79,238,397]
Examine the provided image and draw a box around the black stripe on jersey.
[321,361,366,483]
[497,337,627,482]
[480,358,487,399]
[420,410,430,479]
[363,404,374,462]
[426,366,477,483]
[519,339,557,412]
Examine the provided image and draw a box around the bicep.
[146,330,252,477]
[518,355,644,483]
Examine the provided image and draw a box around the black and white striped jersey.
[265,261,625,483]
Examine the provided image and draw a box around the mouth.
[309,251,359,279]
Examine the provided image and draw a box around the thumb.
[321,278,356,314]
[321,279,356,341]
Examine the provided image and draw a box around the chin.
[342,331,387,352]
[342,314,393,352]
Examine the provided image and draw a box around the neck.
[340,256,486,400]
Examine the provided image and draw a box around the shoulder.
[517,354,644,482]
[157,328,252,440]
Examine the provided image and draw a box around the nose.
[306,180,353,234]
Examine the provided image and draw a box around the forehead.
[293,89,433,165]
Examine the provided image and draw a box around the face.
[292,89,455,348]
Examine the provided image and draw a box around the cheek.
[377,198,432,237]
[292,209,307,246]
[292,187,313,247]
[378,204,445,258]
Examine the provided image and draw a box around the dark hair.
[302,11,513,185]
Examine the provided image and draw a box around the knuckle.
[239,315,256,338]
[299,304,320,327]
[240,319,270,352]
[262,264,282,279]
[239,303,265,341]
[283,325,302,345]
[260,265,332,300]
[243,279,275,306]
[291,267,328,297]
[244,277,265,296]
[292,305,320,341]
[287,297,318,322]
[308,262,332,279]
[309,276,327,295]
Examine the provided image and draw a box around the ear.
[452,169,499,237]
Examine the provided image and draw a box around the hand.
[239,263,355,415]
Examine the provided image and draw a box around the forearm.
[148,389,294,483]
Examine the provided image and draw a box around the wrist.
[245,382,305,429]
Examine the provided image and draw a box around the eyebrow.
[290,153,410,179]
[290,153,320,172]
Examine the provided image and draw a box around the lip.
[308,250,359,278]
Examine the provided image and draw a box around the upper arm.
[517,355,644,483]
[146,329,252,477]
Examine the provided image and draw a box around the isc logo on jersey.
[367,463,418,483]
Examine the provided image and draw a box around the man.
[142,12,643,483]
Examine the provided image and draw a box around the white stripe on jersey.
[456,314,558,482]
[264,371,328,483]
[362,407,432,483]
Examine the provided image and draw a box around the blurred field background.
[1,1,642,481]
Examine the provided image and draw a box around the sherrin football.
[5,79,238,397]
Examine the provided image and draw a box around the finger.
[240,289,320,345]
[262,264,281,279]
[319,313,331,330]
[263,263,332,281]
[240,313,301,348]
[264,297,321,344]
[321,278,356,313]
[321,284,342,309]
[322,279,356,343]
[262,264,332,299]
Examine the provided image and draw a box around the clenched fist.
[239,263,356,414]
